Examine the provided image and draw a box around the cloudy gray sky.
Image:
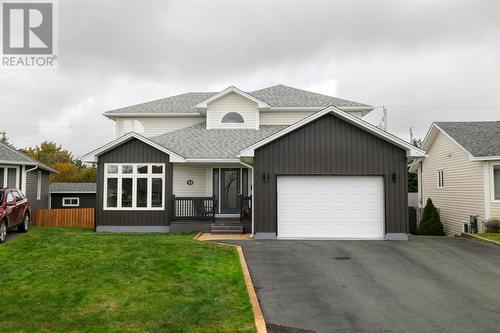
[1,0,499,157]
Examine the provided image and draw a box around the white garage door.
[277,176,385,239]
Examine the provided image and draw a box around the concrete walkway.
[196,232,252,241]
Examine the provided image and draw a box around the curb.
[193,233,267,333]
[461,233,500,246]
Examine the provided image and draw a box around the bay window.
[104,163,165,210]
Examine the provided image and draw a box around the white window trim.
[490,161,500,203]
[103,163,165,211]
[36,170,42,200]
[0,165,20,189]
[62,197,80,207]
[437,169,444,189]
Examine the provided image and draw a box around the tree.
[49,163,79,182]
[408,136,422,192]
[411,137,423,149]
[22,141,96,183]
[0,131,9,144]
[408,173,418,192]
[21,141,73,166]
[50,162,96,183]
[417,198,445,235]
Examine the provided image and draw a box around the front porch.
[170,195,252,234]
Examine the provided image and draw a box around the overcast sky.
[1,0,499,157]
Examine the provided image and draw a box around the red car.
[0,188,31,243]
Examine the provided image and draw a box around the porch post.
[171,194,175,222]
[239,161,254,236]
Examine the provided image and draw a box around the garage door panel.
[277,176,384,239]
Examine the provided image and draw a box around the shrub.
[417,198,445,236]
[484,218,500,233]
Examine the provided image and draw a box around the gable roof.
[104,84,373,117]
[50,182,96,193]
[423,121,500,160]
[85,107,423,162]
[195,86,269,110]
[81,132,186,163]
[152,123,287,160]
[240,106,426,158]
[0,142,57,172]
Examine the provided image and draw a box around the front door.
[221,168,240,214]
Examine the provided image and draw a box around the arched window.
[221,112,244,124]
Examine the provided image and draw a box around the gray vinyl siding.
[254,114,408,235]
[51,193,96,209]
[26,170,50,210]
[96,138,172,227]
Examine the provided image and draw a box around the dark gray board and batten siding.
[253,113,409,236]
[96,138,173,228]
[51,193,96,209]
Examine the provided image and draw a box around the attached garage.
[241,108,425,240]
[277,176,384,239]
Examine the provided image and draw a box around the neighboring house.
[49,183,96,209]
[412,122,500,235]
[0,142,56,211]
[83,85,424,240]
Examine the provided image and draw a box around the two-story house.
[83,84,424,240]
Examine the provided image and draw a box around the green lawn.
[0,227,255,333]
[477,233,500,242]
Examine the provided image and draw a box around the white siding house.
[415,122,500,235]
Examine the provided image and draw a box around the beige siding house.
[414,122,500,235]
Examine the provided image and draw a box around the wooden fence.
[34,208,95,229]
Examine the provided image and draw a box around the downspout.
[239,160,254,237]
[25,165,38,173]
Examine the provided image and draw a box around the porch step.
[213,222,242,226]
[210,224,243,234]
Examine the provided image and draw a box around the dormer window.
[221,112,244,124]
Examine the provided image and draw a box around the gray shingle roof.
[251,84,371,108]
[50,182,96,193]
[0,142,56,172]
[104,85,371,115]
[436,121,500,157]
[152,123,288,159]
[0,142,35,164]
[106,92,216,115]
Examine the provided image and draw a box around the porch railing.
[171,195,217,221]
[240,195,252,221]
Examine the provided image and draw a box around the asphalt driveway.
[229,236,500,333]
[6,230,25,242]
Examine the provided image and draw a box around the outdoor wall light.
[392,172,399,183]
[263,172,270,183]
